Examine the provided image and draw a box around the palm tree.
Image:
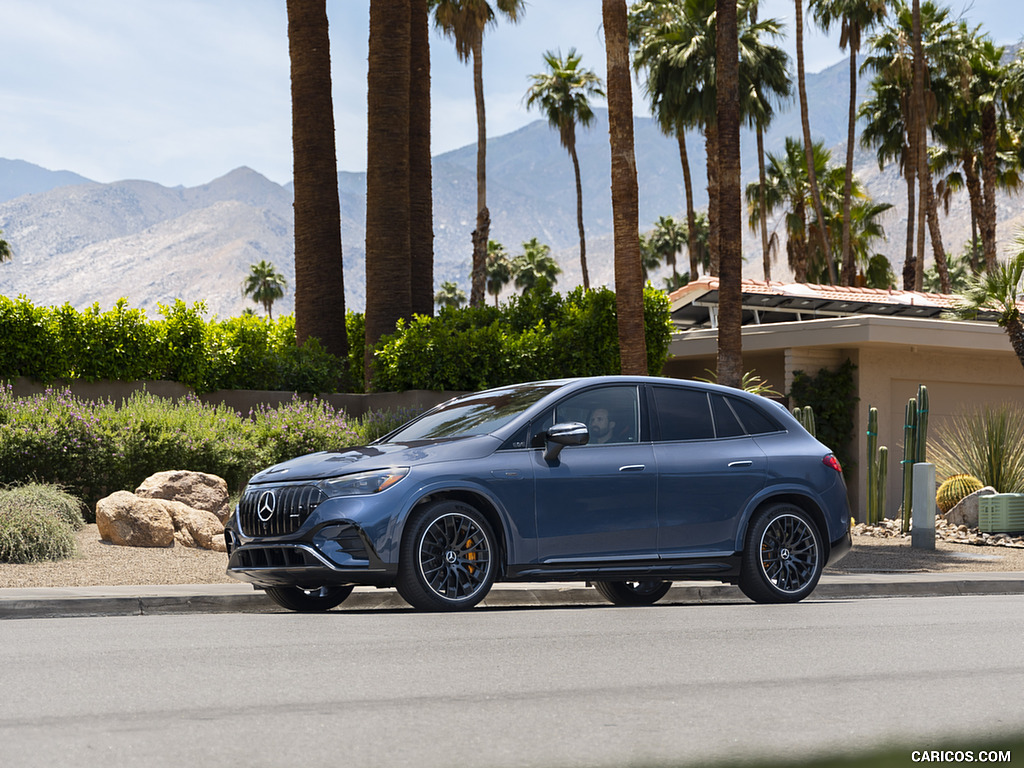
[434,281,467,309]
[243,260,288,319]
[410,0,435,317]
[511,238,561,292]
[862,1,958,291]
[525,48,604,291]
[950,237,1024,371]
[794,0,834,283]
[432,0,525,307]
[628,0,789,279]
[716,0,742,388]
[485,240,512,305]
[286,0,347,360]
[0,230,10,263]
[809,0,887,286]
[648,215,687,284]
[639,233,664,282]
[604,0,648,375]
[365,0,412,388]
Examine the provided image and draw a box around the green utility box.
[978,493,1024,534]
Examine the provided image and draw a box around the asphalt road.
[2,595,1022,768]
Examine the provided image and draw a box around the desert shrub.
[932,404,1024,493]
[0,484,83,563]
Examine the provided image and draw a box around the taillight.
[823,454,842,473]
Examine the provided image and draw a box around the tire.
[594,580,672,606]
[265,585,354,612]
[396,500,497,612]
[739,504,823,604]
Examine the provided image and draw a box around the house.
[664,277,1024,521]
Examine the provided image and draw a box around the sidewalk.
[3,571,1024,619]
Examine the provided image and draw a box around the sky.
[1,0,1021,189]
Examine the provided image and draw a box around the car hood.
[247,435,502,484]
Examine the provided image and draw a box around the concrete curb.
[3,572,1024,619]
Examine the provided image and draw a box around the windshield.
[380,383,561,442]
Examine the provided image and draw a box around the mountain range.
[2,56,1023,319]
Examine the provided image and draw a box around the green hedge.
[371,285,673,391]
[0,296,347,394]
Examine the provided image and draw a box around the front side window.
[553,386,640,445]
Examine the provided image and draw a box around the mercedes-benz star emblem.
[257,490,277,523]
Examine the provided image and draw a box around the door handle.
[728,460,753,468]
[619,464,646,472]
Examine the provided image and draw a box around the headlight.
[319,467,409,497]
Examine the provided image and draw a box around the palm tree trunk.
[903,145,918,290]
[980,102,999,273]
[409,0,434,316]
[793,199,809,282]
[470,37,489,306]
[705,126,719,276]
[922,162,950,292]
[911,0,928,292]
[756,125,771,282]
[795,0,835,283]
[716,0,742,388]
[365,0,412,388]
[962,153,984,273]
[287,0,347,362]
[1006,315,1024,372]
[603,0,647,375]
[676,130,700,281]
[569,136,590,290]
[840,46,857,286]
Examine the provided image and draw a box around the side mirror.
[543,422,589,462]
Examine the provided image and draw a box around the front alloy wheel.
[739,504,823,604]
[397,500,497,611]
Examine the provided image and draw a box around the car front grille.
[231,546,321,569]
[239,484,326,537]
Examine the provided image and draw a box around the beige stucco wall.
[852,346,1024,522]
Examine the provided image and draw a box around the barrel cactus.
[936,474,984,514]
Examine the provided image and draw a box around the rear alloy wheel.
[739,504,823,604]
[594,580,672,606]
[265,585,354,612]
[397,500,497,611]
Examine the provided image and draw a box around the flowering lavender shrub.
[249,396,361,468]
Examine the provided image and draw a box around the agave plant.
[931,403,1024,494]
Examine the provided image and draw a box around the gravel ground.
[1,524,1023,589]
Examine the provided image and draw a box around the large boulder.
[96,491,176,548]
[164,500,227,552]
[135,470,231,524]
[944,486,997,529]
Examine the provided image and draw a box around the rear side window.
[727,396,782,435]
[710,395,746,438]
[652,386,714,441]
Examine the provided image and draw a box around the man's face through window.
[589,408,615,443]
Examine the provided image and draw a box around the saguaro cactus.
[793,405,816,438]
[866,406,889,524]
[915,385,929,464]
[901,397,918,533]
